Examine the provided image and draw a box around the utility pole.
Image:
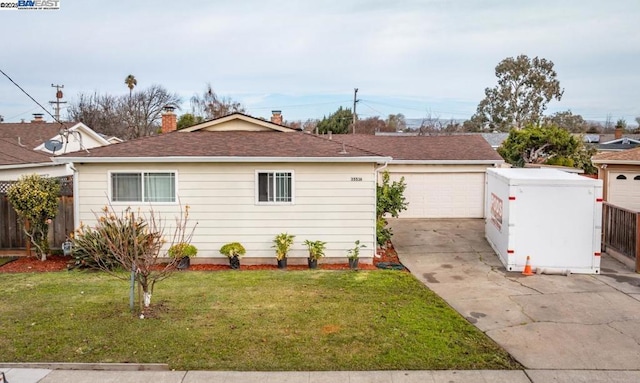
[49,84,66,122]
[352,88,359,134]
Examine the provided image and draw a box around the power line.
[0,68,63,125]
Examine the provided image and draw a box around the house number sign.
[351,177,363,181]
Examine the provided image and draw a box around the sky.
[1,0,639,125]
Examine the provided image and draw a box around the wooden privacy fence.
[602,202,640,272]
[0,176,74,250]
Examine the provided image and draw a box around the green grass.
[0,257,18,267]
[0,270,520,371]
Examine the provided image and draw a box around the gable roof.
[54,131,389,163]
[180,112,297,133]
[592,147,640,164]
[0,122,74,149]
[331,134,504,164]
[0,138,52,167]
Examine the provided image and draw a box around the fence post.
[636,213,640,273]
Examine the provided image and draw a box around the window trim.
[255,170,295,205]
[108,170,178,204]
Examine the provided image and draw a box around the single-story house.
[53,111,505,263]
[592,147,640,211]
[0,116,116,180]
[54,112,389,264]
[332,134,505,218]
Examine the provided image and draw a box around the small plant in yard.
[272,233,295,261]
[347,240,366,260]
[220,242,246,269]
[6,174,60,260]
[376,170,407,247]
[303,240,326,260]
[168,243,198,258]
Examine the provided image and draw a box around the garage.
[333,134,504,219]
[390,171,486,218]
[608,171,640,211]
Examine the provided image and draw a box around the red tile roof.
[331,134,504,161]
[592,147,640,162]
[59,131,383,159]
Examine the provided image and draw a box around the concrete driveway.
[391,218,640,370]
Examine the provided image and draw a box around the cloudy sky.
[1,0,638,124]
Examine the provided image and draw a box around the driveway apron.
[391,218,640,370]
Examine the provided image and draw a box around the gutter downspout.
[68,162,80,230]
[373,160,390,257]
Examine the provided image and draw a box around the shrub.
[6,174,60,260]
[272,233,295,260]
[376,171,407,247]
[303,239,327,260]
[220,242,246,258]
[168,243,198,258]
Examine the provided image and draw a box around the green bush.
[7,174,60,259]
[220,242,246,258]
[69,228,120,270]
[168,243,198,258]
[376,171,407,247]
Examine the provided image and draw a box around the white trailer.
[485,168,603,274]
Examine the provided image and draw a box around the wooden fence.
[602,202,640,272]
[0,177,74,251]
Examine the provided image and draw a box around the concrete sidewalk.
[5,367,640,383]
[391,218,640,371]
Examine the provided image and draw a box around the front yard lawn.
[0,270,520,370]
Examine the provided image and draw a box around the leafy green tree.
[376,171,408,247]
[317,106,353,134]
[497,125,596,173]
[470,55,564,132]
[177,113,204,130]
[7,174,60,260]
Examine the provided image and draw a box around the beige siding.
[0,164,71,181]
[200,120,272,132]
[75,162,376,261]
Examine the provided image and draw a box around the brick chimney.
[161,106,177,133]
[270,110,283,125]
[615,126,623,140]
[31,113,45,123]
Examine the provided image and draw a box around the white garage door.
[390,172,486,218]
[608,171,640,211]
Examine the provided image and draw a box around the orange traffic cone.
[522,256,534,276]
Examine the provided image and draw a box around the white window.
[111,172,176,203]
[257,171,293,203]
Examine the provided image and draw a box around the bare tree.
[73,204,196,310]
[68,85,181,140]
[190,83,245,120]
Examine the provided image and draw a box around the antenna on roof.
[44,139,63,154]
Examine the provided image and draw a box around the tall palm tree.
[124,74,137,99]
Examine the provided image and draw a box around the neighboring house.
[592,147,640,211]
[582,130,640,152]
[375,131,509,150]
[326,134,504,218]
[54,112,389,264]
[0,117,114,180]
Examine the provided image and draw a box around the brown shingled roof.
[592,147,640,163]
[0,138,52,166]
[58,131,383,159]
[0,122,74,149]
[331,134,504,161]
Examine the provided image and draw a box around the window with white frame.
[111,172,176,203]
[257,171,293,203]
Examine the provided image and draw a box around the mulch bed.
[0,244,403,273]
